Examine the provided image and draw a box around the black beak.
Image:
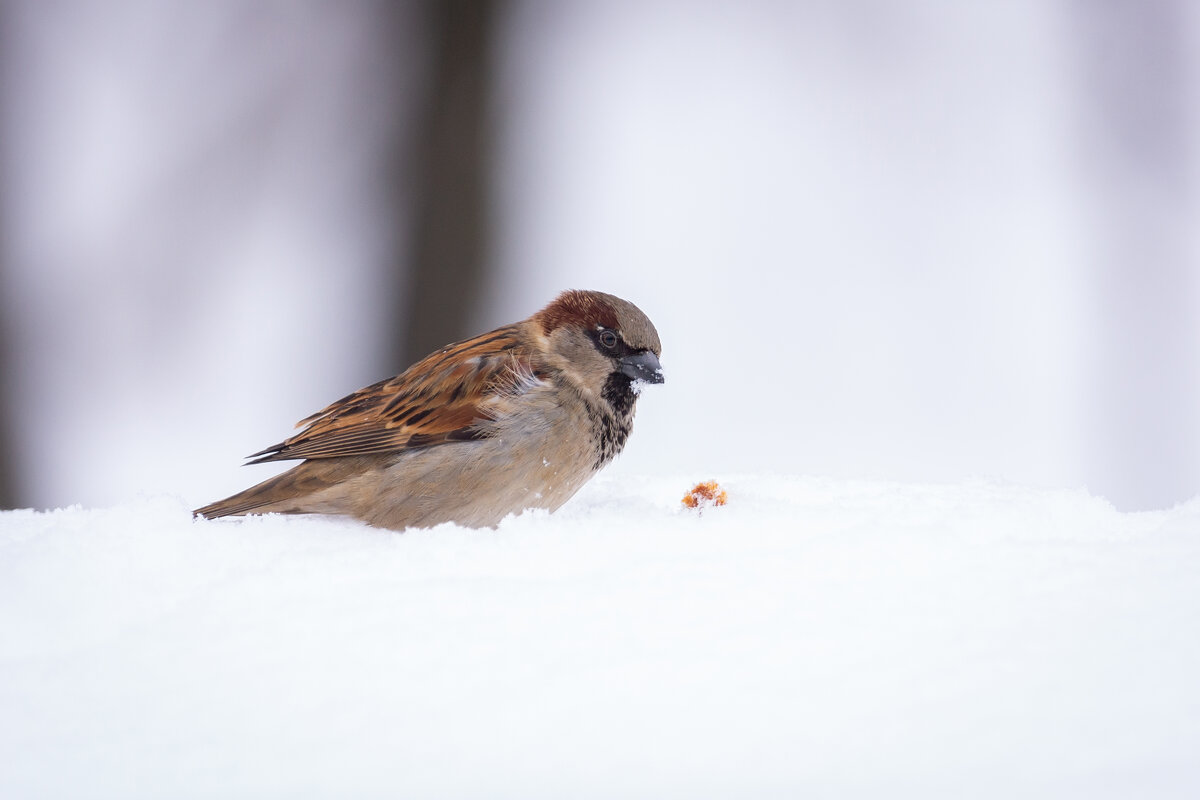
[619,350,665,384]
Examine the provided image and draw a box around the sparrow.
[195,290,664,530]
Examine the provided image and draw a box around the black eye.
[599,330,619,349]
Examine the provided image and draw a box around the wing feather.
[247,325,538,463]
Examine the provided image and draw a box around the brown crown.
[533,290,620,334]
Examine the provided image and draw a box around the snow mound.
[3,476,1199,798]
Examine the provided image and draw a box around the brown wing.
[247,325,537,463]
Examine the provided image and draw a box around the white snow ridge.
[2,475,1199,799]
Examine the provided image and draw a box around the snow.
[3,476,1199,798]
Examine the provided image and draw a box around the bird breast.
[362,382,619,529]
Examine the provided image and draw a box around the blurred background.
[0,0,1196,513]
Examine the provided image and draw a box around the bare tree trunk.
[0,269,15,508]
[393,0,498,368]
[1076,0,1198,509]
[0,271,14,508]
[0,3,19,508]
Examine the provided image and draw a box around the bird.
[194,290,664,530]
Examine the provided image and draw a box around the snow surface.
[3,476,1199,798]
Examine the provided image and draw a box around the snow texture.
[3,475,1199,798]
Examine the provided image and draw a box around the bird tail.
[193,468,297,518]
[194,460,354,519]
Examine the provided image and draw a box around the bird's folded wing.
[247,325,537,463]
